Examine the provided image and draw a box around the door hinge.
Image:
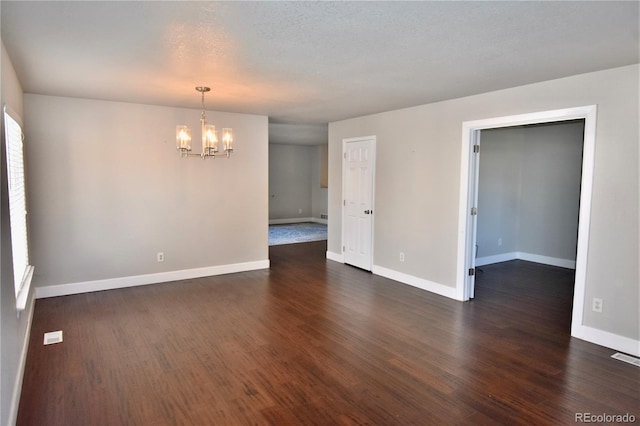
[343,199,346,206]
[468,268,475,276]
[342,245,345,252]
[473,145,480,153]
[471,207,477,216]
[344,152,347,159]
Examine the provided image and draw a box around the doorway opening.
[473,120,585,332]
[476,120,584,268]
[268,143,329,249]
[456,106,597,340]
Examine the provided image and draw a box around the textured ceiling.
[2,1,638,145]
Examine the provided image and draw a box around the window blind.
[4,106,33,310]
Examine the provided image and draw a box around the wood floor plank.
[17,241,640,425]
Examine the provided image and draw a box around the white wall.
[477,121,584,266]
[269,144,312,220]
[328,65,639,343]
[518,121,584,261]
[475,129,521,259]
[269,143,327,222]
[24,94,269,292]
[1,41,35,426]
[311,145,328,219]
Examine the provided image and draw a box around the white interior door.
[343,138,375,270]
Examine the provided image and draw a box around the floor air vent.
[611,352,640,367]
[43,330,63,345]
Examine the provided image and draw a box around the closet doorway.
[457,105,597,338]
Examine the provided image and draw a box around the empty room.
[1,2,638,425]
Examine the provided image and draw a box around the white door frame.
[456,105,597,338]
[342,136,376,270]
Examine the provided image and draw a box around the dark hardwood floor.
[18,241,639,425]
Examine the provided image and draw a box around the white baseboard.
[9,291,36,426]
[476,252,518,266]
[269,217,327,225]
[372,265,459,300]
[269,217,313,224]
[572,324,640,357]
[326,251,344,263]
[517,252,575,269]
[476,251,575,269]
[35,259,271,299]
[324,257,458,300]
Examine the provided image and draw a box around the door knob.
[364,210,372,214]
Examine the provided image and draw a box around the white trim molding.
[16,265,34,311]
[269,217,327,225]
[516,252,575,269]
[572,325,640,357]
[9,291,35,426]
[457,105,597,301]
[475,252,519,267]
[269,217,313,225]
[326,251,344,263]
[457,105,605,350]
[476,252,576,269]
[35,260,270,299]
[372,265,459,300]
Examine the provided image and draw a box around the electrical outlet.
[157,252,165,263]
[399,252,405,262]
[592,298,603,313]
[298,208,303,214]
[498,238,503,246]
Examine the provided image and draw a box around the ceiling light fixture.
[176,86,233,159]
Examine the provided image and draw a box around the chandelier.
[176,86,233,159]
